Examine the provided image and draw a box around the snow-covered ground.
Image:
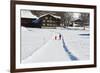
[21,27,90,63]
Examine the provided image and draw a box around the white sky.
[21,10,81,20]
[73,13,80,19]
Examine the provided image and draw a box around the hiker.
[55,36,57,40]
[59,34,61,40]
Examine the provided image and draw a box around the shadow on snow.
[62,37,78,61]
[79,33,90,36]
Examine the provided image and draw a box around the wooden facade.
[40,14,61,27]
[21,10,43,28]
[21,18,42,28]
[21,18,34,27]
[21,12,61,28]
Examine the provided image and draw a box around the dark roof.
[73,19,83,22]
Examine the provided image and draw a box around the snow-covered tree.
[79,13,89,30]
[63,12,73,28]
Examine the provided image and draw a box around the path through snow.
[22,36,71,63]
[21,28,90,63]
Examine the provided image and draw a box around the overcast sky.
[73,13,80,19]
[21,10,81,20]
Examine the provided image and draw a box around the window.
[43,20,45,22]
[45,17,48,19]
[47,20,50,22]
[43,24,45,26]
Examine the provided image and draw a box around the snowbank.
[21,26,27,31]
[21,28,54,61]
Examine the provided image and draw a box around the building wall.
[40,14,61,27]
[21,18,42,28]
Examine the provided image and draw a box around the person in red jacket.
[55,36,57,40]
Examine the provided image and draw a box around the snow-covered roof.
[21,10,38,19]
[39,13,61,19]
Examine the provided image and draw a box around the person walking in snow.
[59,33,61,40]
[55,36,57,40]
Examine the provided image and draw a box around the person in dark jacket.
[59,33,61,40]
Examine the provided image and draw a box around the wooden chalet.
[72,19,83,27]
[39,14,61,27]
[21,10,42,28]
[21,11,61,28]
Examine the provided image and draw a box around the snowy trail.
[22,37,71,63]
